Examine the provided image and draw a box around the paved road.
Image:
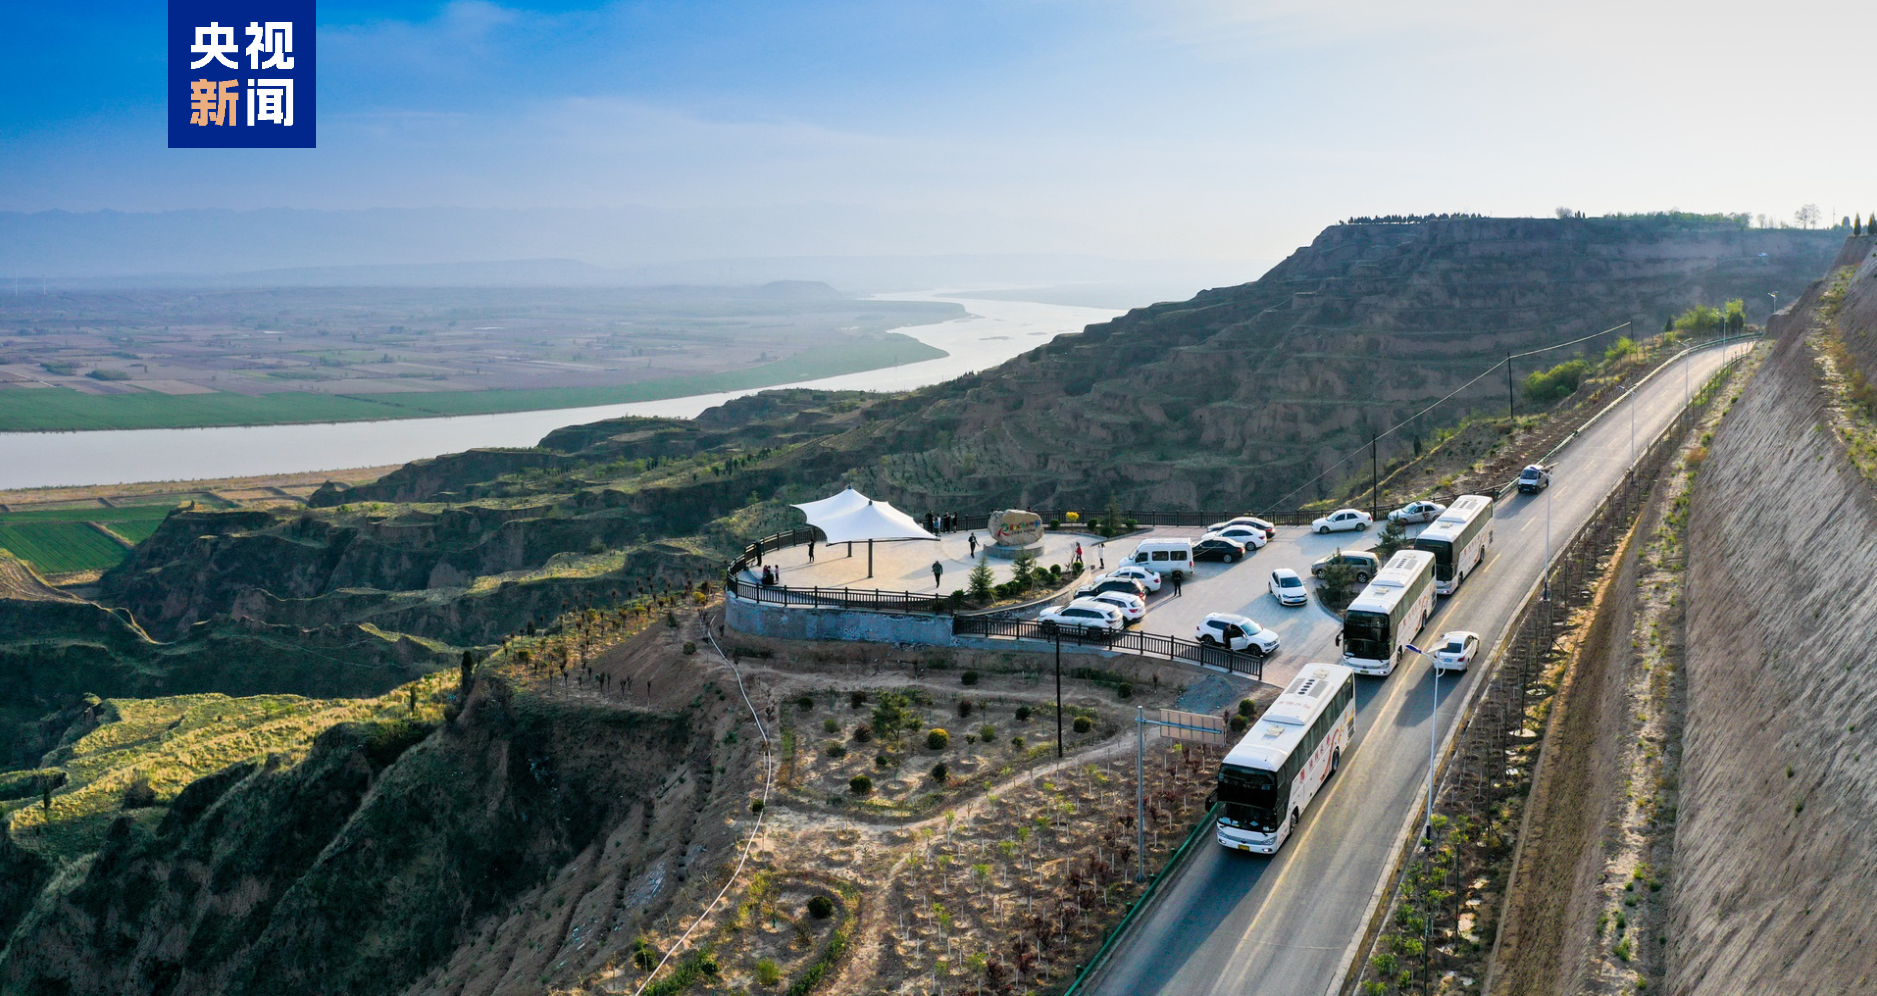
[1084,344,1749,996]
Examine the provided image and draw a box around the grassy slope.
[0,334,947,432]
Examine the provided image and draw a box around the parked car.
[1109,563,1164,592]
[1192,536,1249,563]
[1086,590,1146,625]
[1430,630,1480,673]
[1517,464,1552,494]
[1311,508,1373,534]
[1207,515,1276,540]
[1267,568,1308,606]
[1127,539,1196,579]
[1388,500,1447,525]
[1195,612,1280,654]
[1037,599,1126,635]
[1310,550,1381,584]
[1203,524,1269,549]
[1075,576,1150,600]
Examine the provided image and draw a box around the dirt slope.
[1671,237,1877,996]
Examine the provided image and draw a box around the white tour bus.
[1413,494,1495,596]
[1339,549,1435,676]
[1217,663,1357,854]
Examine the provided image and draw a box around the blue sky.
[3,0,1874,263]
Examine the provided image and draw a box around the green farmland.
[0,335,946,432]
[0,503,183,575]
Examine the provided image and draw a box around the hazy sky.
[4,0,1873,263]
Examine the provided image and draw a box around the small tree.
[930,762,949,783]
[849,774,873,796]
[1373,516,1409,559]
[459,649,475,696]
[871,690,913,742]
[1102,495,1124,537]
[807,895,835,919]
[1011,551,1037,590]
[927,728,951,751]
[1072,715,1093,734]
[968,557,996,603]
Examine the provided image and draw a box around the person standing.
[1074,541,1083,564]
[968,533,978,557]
[808,537,816,561]
[1172,572,1184,597]
[754,538,764,565]
[931,560,944,590]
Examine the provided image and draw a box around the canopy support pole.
[867,539,874,578]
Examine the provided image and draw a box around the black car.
[1192,537,1249,563]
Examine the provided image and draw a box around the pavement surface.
[750,529,1089,594]
[1080,343,1751,996]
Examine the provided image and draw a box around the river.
[0,293,1121,489]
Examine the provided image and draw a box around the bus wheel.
[1330,749,1342,776]
[1289,809,1301,837]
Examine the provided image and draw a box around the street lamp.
[1402,642,1445,843]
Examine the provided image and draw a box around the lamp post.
[1055,629,1064,759]
[1403,642,1443,843]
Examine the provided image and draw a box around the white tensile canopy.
[810,500,937,545]
[787,488,936,580]
[790,486,872,522]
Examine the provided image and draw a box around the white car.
[1389,500,1447,525]
[1207,515,1276,540]
[1311,508,1373,534]
[1109,564,1164,592]
[1195,612,1280,654]
[1038,599,1126,635]
[1430,630,1480,673]
[1203,525,1269,549]
[1267,568,1308,607]
[1086,590,1146,624]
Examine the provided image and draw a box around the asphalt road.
[1083,344,1749,996]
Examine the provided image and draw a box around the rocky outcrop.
[1673,235,1877,996]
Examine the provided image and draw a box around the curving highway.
[1081,343,1750,996]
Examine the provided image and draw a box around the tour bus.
[1413,494,1495,596]
[1340,549,1435,676]
[1217,663,1357,854]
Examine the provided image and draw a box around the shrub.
[756,958,781,986]
[852,723,873,744]
[849,774,873,795]
[961,670,979,686]
[824,741,846,758]
[1116,682,1133,700]
[750,798,765,814]
[1073,716,1093,734]
[1237,698,1256,717]
[121,775,157,809]
[978,723,997,743]
[1522,358,1590,406]
[1123,517,1138,529]
[796,694,815,712]
[1014,705,1032,722]
[957,699,975,719]
[1065,511,1080,522]
[823,717,840,734]
[682,641,697,656]
[665,610,678,627]
[875,753,894,767]
[807,895,835,919]
[1229,714,1249,733]
[927,728,950,750]
[1048,519,1060,529]
[870,690,914,742]
[1010,735,1025,750]
[849,689,868,709]
[930,762,949,783]
[88,368,131,381]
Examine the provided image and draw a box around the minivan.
[1128,539,1196,579]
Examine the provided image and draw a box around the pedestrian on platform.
[968,533,978,557]
[932,560,944,590]
[1172,572,1184,597]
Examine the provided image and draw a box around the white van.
[1128,539,1196,579]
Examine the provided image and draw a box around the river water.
[0,293,1120,490]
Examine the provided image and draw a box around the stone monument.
[984,508,1045,559]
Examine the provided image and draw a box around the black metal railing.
[726,575,950,613]
[951,616,1265,681]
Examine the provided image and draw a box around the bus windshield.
[1344,610,1391,661]
[1417,538,1455,580]
[1219,766,1285,832]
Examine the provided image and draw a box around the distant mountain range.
[0,206,1258,293]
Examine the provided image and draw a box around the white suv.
[1195,612,1280,654]
[1038,599,1126,635]
[1311,508,1372,534]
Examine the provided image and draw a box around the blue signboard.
[168,0,316,148]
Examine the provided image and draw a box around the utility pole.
[1371,433,1380,520]
[1136,706,1146,881]
[1055,630,1064,759]
[1506,354,1515,419]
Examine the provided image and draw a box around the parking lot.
[1066,521,1434,688]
